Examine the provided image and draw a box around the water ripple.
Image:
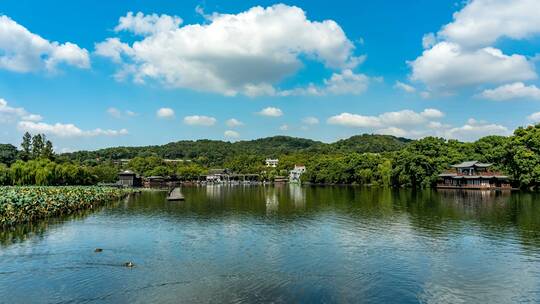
[1,186,540,303]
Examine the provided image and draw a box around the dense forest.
[2,125,540,189]
[59,134,410,166]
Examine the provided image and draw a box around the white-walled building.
[265,159,279,167]
[289,165,306,183]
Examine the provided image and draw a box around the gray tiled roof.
[451,161,492,168]
[451,161,478,168]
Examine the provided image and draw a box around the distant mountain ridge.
[61,134,411,166]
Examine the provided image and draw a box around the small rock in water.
[123,262,135,268]
[94,248,103,253]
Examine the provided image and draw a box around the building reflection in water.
[289,184,305,209]
[265,188,279,214]
[432,189,513,218]
[436,189,511,207]
[205,184,223,199]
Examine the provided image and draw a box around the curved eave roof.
[451,161,493,168]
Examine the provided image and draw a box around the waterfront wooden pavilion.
[118,170,142,187]
[437,161,512,190]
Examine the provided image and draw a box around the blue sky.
[0,0,539,152]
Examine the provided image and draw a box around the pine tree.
[31,134,44,159]
[21,132,32,161]
[42,140,54,160]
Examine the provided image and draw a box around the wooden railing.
[440,171,505,177]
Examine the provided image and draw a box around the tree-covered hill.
[59,134,408,166]
[330,134,411,153]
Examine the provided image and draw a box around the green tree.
[393,137,465,188]
[21,132,32,161]
[0,144,18,165]
[147,165,171,177]
[42,140,54,160]
[176,163,207,180]
[35,163,54,185]
[505,125,540,188]
[377,159,392,186]
[90,164,119,183]
[127,156,165,176]
[10,160,34,185]
[31,134,45,159]
[0,163,10,185]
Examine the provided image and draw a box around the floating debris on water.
[123,262,135,268]
[94,248,103,253]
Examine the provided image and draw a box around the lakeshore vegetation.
[1,125,540,189]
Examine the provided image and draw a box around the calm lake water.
[1,185,540,303]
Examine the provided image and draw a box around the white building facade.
[265,159,279,168]
[289,165,306,183]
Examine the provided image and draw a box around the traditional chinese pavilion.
[437,161,512,189]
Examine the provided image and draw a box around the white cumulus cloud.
[438,0,540,49]
[327,113,383,128]
[95,5,363,96]
[183,115,216,126]
[115,11,183,36]
[379,109,441,125]
[376,127,409,138]
[327,109,444,128]
[394,81,416,93]
[17,121,128,138]
[0,15,89,72]
[279,70,370,96]
[409,0,540,94]
[409,42,536,91]
[422,33,436,49]
[107,107,138,118]
[421,108,444,119]
[226,118,244,128]
[527,112,540,122]
[0,98,42,123]
[443,118,510,141]
[156,107,175,119]
[224,130,240,138]
[258,107,283,117]
[479,82,540,101]
[94,38,132,63]
[329,108,508,142]
[320,69,369,95]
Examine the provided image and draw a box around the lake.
[1,185,540,303]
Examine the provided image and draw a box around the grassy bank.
[0,186,132,228]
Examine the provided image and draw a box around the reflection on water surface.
[1,186,539,303]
